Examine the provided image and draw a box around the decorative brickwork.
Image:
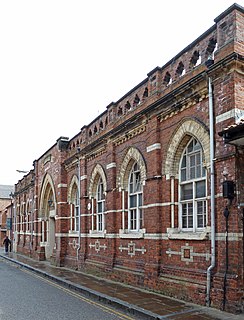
[117,147,146,190]
[88,164,107,197]
[12,4,244,314]
[163,119,210,178]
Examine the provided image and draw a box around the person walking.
[3,236,11,253]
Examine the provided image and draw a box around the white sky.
[0,0,240,186]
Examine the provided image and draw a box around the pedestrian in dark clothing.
[3,236,11,253]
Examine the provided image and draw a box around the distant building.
[12,4,244,314]
[0,185,14,243]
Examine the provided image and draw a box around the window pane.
[135,172,141,192]
[190,155,195,167]
[196,181,206,198]
[130,195,137,208]
[97,214,103,231]
[194,140,201,151]
[75,216,79,231]
[202,167,206,177]
[182,202,193,228]
[97,202,103,213]
[182,204,188,228]
[197,201,206,228]
[182,216,187,228]
[181,155,186,168]
[139,209,143,228]
[75,206,79,217]
[190,167,195,179]
[130,209,137,230]
[181,168,186,181]
[134,163,139,171]
[97,179,104,200]
[197,215,203,228]
[188,141,193,153]
[139,194,142,206]
[196,152,201,165]
[188,203,193,227]
[188,215,193,228]
[181,183,193,200]
[196,165,201,178]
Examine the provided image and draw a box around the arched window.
[96,177,105,232]
[88,164,107,235]
[74,188,79,231]
[179,138,207,231]
[20,203,25,233]
[128,162,143,231]
[70,184,79,232]
[16,205,20,235]
[26,201,30,233]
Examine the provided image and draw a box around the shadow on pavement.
[0,248,242,320]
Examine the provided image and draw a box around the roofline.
[214,3,244,23]
[28,4,244,164]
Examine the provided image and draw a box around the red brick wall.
[13,4,244,314]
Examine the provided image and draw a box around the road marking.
[22,268,135,320]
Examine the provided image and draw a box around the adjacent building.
[11,4,244,314]
[0,185,14,243]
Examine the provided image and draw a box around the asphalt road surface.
[0,257,136,320]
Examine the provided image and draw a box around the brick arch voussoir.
[88,164,107,198]
[163,119,210,178]
[39,173,56,217]
[67,175,79,203]
[117,147,146,190]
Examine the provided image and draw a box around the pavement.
[0,249,243,320]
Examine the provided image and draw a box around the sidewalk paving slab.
[0,249,243,320]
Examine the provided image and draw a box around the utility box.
[223,181,235,199]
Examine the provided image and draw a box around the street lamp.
[16,170,28,174]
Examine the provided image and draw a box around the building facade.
[0,185,14,244]
[12,4,244,313]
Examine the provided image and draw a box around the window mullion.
[193,181,196,232]
[136,193,139,231]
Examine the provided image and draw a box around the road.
[0,257,135,320]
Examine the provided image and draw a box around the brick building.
[12,4,244,313]
[0,185,14,244]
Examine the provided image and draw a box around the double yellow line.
[22,268,135,320]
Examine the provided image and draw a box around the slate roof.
[0,185,14,199]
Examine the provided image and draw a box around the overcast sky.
[0,0,240,186]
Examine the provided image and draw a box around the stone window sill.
[167,227,211,240]
[68,230,79,236]
[119,228,146,239]
[89,230,106,238]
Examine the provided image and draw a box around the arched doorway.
[39,176,56,260]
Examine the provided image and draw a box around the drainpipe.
[222,206,230,310]
[206,75,216,307]
[76,150,81,261]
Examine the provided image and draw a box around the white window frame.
[96,177,105,232]
[26,203,30,233]
[70,185,80,232]
[128,162,143,232]
[20,204,24,233]
[74,189,80,232]
[179,138,207,232]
